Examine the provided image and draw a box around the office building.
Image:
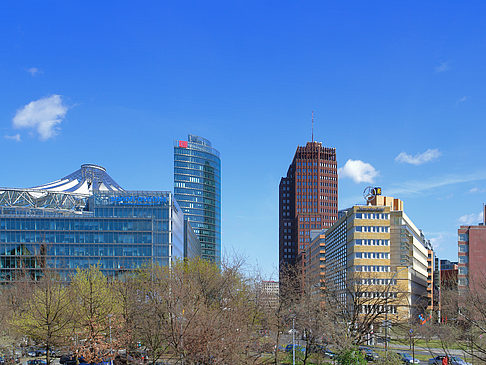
[279,141,337,283]
[0,164,200,282]
[458,206,486,292]
[427,249,434,312]
[174,135,221,263]
[304,230,326,292]
[324,193,433,321]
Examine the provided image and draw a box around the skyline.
[2,1,486,279]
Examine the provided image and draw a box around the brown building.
[458,205,486,292]
[279,141,337,283]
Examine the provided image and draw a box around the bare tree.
[10,270,74,365]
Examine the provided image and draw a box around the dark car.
[60,355,78,365]
[359,347,380,361]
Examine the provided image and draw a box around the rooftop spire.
[311,110,314,143]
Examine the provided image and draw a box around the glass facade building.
[174,135,221,263]
[0,165,199,282]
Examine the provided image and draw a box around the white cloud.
[395,148,441,165]
[12,95,68,140]
[388,170,486,197]
[4,134,21,142]
[338,159,378,184]
[435,61,450,73]
[27,67,40,76]
[458,211,484,226]
[457,96,467,104]
[427,231,455,252]
[469,187,486,193]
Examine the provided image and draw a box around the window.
[459,244,469,253]
[459,256,468,264]
[459,267,468,275]
[459,233,469,242]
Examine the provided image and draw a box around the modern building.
[0,164,200,282]
[426,249,434,312]
[324,193,433,321]
[458,206,486,292]
[304,230,326,292]
[279,141,337,283]
[174,135,221,263]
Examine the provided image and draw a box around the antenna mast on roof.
[311,110,314,143]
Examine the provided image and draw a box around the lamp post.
[292,316,295,365]
[385,265,411,359]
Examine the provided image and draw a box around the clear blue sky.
[1,1,486,279]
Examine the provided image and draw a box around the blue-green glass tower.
[174,135,221,263]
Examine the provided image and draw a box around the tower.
[279,141,338,282]
[174,135,221,263]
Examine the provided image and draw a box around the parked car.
[397,352,420,364]
[60,355,77,365]
[27,360,47,365]
[285,344,306,353]
[27,350,37,357]
[429,355,470,365]
[359,346,380,361]
[0,356,5,364]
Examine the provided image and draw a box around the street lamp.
[384,265,411,359]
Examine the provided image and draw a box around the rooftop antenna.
[311,110,314,143]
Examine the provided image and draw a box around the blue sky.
[1,1,486,279]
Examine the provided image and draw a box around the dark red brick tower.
[279,141,338,283]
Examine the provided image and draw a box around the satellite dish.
[363,186,375,203]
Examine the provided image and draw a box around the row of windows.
[458,233,469,242]
[174,149,221,164]
[296,161,336,167]
[296,175,337,181]
[458,256,468,263]
[355,213,389,220]
[357,291,397,298]
[355,239,390,246]
[0,231,162,244]
[355,265,390,272]
[296,207,337,214]
[458,244,469,253]
[355,252,389,259]
[360,305,397,314]
[0,243,162,257]
[355,226,389,233]
[358,278,397,285]
[1,217,163,231]
[296,168,336,174]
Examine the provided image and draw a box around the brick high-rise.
[458,204,486,293]
[279,141,338,281]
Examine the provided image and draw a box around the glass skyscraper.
[174,135,221,263]
[0,164,199,282]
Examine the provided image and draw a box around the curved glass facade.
[174,135,221,263]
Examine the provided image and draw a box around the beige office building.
[323,195,433,322]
